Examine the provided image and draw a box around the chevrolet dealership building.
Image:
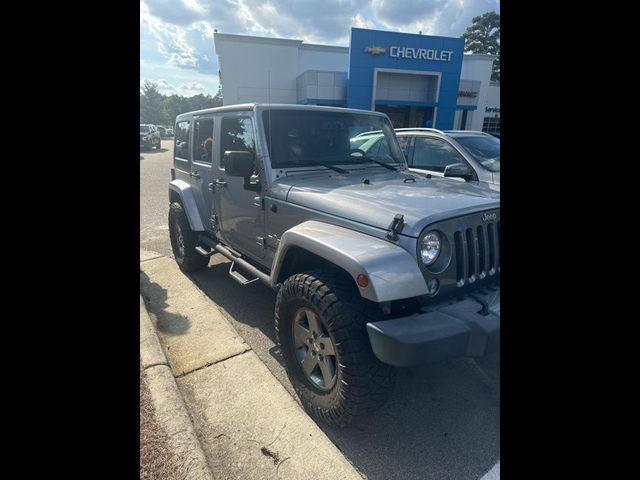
[213,27,500,133]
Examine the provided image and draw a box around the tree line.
[461,11,500,82]
[140,81,223,126]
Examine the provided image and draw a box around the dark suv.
[140,124,161,151]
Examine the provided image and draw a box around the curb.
[140,295,215,480]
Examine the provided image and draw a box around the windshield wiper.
[349,155,398,171]
[285,159,350,174]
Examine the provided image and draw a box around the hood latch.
[386,213,405,241]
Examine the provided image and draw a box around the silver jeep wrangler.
[168,104,500,426]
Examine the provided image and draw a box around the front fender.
[271,221,428,303]
[168,180,204,231]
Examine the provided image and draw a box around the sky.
[140,0,500,97]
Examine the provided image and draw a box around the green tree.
[461,11,500,82]
[212,85,223,107]
[140,81,167,124]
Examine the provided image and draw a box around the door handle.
[190,171,201,179]
[213,178,227,187]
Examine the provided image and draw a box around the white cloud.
[177,81,208,96]
[140,0,500,95]
[353,13,374,29]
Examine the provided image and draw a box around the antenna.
[268,69,272,165]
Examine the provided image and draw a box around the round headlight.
[420,231,441,266]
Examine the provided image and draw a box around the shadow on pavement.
[140,147,169,155]
[140,270,192,336]
[188,256,500,480]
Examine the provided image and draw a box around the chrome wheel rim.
[292,307,337,391]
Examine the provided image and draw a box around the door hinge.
[256,236,267,249]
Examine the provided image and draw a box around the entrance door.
[375,105,409,128]
[212,114,266,260]
[190,115,216,231]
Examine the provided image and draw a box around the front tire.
[168,202,209,272]
[275,269,396,427]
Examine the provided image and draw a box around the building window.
[482,116,500,135]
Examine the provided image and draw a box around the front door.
[212,114,266,260]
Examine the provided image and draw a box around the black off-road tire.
[275,269,396,427]
[168,202,209,272]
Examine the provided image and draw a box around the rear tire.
[275,269,396,427]
[168,202,209,272]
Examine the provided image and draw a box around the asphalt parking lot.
[140,139,500,480]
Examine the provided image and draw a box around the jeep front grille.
[453,221,500,287]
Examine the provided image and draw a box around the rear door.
[173,119,192,183]
[189,115,216,231]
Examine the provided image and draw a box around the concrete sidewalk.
[140,249,363,480]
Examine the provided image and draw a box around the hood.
[280,170,500,237]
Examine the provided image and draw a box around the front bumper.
[366,288,500,367]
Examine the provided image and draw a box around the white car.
[395,129,500,190]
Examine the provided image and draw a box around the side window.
[193,118,214,164]
[175,121,191,160]
[412,137,465,172]
[219,117,255,168]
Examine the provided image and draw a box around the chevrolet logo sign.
[365,45,386,55]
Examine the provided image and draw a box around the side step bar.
[228,262,260,286]
[197,234,272,288]
[195,245,215,257]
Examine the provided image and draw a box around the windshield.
[262,110,404,169]
[454,135,500,172]
[140,125,151,133]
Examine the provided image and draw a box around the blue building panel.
[346,27,465,130]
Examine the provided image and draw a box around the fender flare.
[271,221,428,303]
[168,180,205,231]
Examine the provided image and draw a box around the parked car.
[140,124,161,151]
[392,128,500,190]
[168,104,500,427]
[157,126,174,138]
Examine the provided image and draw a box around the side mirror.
[224,151,255,177]
[444,163,474,181]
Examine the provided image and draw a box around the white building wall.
[214,34,302,105]
[460,54,496,131]
[485,83,500,111]
[297,45,349,74]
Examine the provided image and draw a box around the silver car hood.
[280,170,500,237]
